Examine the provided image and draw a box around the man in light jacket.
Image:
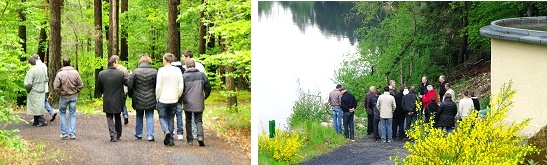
[156,53,184,146]
[328,84,343,134]
[25,57,48,126]
[182,59,211,146]
[53,58,83,139]
[377,86,396,143]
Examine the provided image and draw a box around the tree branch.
[385,8,417,84]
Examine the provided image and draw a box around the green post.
[269,120,275,138]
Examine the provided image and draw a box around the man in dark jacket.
[364,86,376,135]
[171,58,186,140]
[369,89,381,141]
[439,75,447,100]
[97,55,128,142]
[435,93,457,133]
[471,92,481,112]
[182,59,211,146]
[128,55,157,141]
[340,87,356,140]
[402,86,418,135]
[418,76,429,96]
[393,87,405,141]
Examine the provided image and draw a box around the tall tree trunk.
[37,22,47,60]
[221,38,237,107]
[150,26,156,61]
[460,1,468,67]
[198,0,206,54]
[94,0,103,98]
[18,0,26,54]
[48,0,62,108]
[168,0,180,56]
[109,0,119,57]
[120,0,128,61]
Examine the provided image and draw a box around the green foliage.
[393,81,539,164]
[287,86,330,128]
[0,97,26,151]
[294,122,348,160]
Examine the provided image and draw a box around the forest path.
[8,113,249,165]
[301,135,408,165]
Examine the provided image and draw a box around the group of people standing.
[24,50,211,147]
[328,75,482,143]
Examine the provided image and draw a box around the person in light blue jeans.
[379,118,393,142]
[328,84,343,134]
[128,56,158,141]
[59,97,78,138]
[45,92,57,122]
[331,107,342,134]
[53,58,83,139]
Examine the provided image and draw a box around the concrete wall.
[491,39,547,137]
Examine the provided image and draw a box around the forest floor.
[7,112,250,165]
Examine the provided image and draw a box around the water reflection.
[254,1,360,131]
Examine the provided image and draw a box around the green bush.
[293,122,347,160]
[393,81,539,164]
[287,86,330,128]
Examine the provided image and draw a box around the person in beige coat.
[377,86,396,143]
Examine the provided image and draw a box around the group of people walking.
[24,50,211,147]
[328,75,482,143]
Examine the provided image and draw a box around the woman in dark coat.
[128,56,157,141]
[434,93,457,133]
[97,55,128,142]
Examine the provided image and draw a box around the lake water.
[253,1,360,132]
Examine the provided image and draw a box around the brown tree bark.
[94,0,103,98]
[168,0,180,56]
[109,0,119,57]
[18,0,26,54]
[120,0,128,61]
[198,0,206,54]
[37,23,47,60]
[225,66,237,107]
[48,0,62,108]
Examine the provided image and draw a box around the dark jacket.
[439,81,447,99]
[435,98,457,127]
[425,101,439,123]
[393,93,405,119]
[128,62,157,110]
[340,92,357,113]
[364,92,374,114]
[369,95,380,119]
[182,68,211,112]
[402,91,418,113]
[97,66,128,113]
[172,61,187,103]
[419,82,429,96]
[472,97,480,111]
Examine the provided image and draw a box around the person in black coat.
[418,76,429,96]
[471,92,481,111]
[392,87,406,141]
[435,93,457,133]
[402,86,418,137]
[439,75,447,100]
[128,56,157,141]
[424,97,439,124]
[97,55,128,142]
[369,89,381,141]
[340,87,356,140]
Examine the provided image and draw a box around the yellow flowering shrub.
[393,81,539,165]
[259,129,304,164]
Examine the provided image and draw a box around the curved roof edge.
[480,16,547,45]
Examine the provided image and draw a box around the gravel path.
[8,113,250,165]
[301,135,408,165]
